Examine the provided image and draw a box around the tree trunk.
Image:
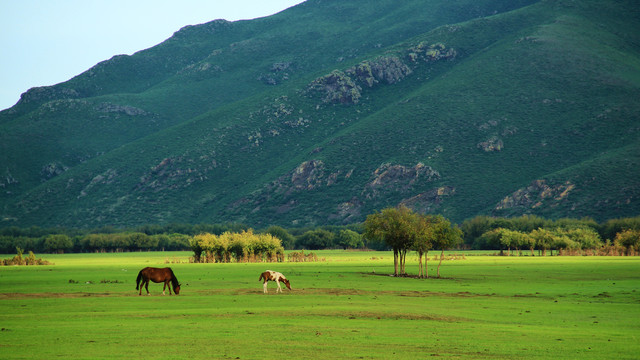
[393,248,399,276]
[417,252,423,278]
[425,251,429,279]
[403,250,408,274]
[437,250,445,278]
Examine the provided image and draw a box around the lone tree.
[364,205,420,276]
[365,206,462,278]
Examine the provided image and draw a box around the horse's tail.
[136,270,143,290]
[259,272,265,282]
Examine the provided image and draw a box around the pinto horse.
[136,267,181,295]
[259,270,291,293]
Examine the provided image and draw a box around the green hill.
[1,0,638,228]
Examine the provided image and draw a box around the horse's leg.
[139,278,143,296]
[276,280,282,293]
[145,279,150,295]
[162,281,167,295]
[263,281,268,293]
[166,280,172,295]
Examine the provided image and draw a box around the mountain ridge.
[1,0,638,228]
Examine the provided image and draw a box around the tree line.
[460,215,640,256]
[0,222,366,254]
[0,214,638,256]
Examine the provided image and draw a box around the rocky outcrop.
[477,136,504,152]
[179,62,223,77]
[399,186,455,213]
[326,164,445,223]
[135,156,213,193]
[95,103,150,116]
[226,159,342,214]
[346,56,413,87]
[16,86,80,106]
[78,169,118,198]
[258,62,293,85]
[41,162,69,181]
[306,70,362,104]
[329,197,363,223]
[306,56,413,104]
[1,168,18,189]
[406,42,457,64]
[476,118,518,152]
[495,180,575,211]
[291,160,326,190]
[245,96,312,147]
[363,162,440,199]
[227,160,443,223]
[306,42,456,105]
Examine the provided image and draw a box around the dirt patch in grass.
[316,310,464,322]
[0,292,126,299]
[195,287,495,300]
[365,272,454,280]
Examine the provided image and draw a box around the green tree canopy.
[430,216,462,277]
[297,229,335,250]
[42,234,73,254]
[364,206,424,276]
[263,226,295,250]
[336,229,364,249]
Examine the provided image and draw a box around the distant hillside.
[1,0,638,228]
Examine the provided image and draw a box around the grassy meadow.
[0,251,638,359]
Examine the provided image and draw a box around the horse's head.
[174,284,181,295]
[282,278,291,290]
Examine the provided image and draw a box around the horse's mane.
[168,268,179,288]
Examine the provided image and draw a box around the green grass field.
[1,251,638,359]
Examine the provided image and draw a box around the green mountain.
[1,0,639,228]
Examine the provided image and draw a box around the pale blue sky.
[0,0,304,111]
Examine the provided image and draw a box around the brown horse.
[136,267,181,295]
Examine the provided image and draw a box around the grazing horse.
[259,270,291,293]
[136,267,181,296]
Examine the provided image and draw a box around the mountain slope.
[0,0,537,196]
[1,0,639,228]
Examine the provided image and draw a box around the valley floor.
[1,251,638,359]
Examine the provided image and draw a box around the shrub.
[614,229,640,255]
[287,250,319,262]
[190,230,285,263]
[2,248,52,266]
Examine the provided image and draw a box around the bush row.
[189,230,284,263]
[1,248,52,265]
